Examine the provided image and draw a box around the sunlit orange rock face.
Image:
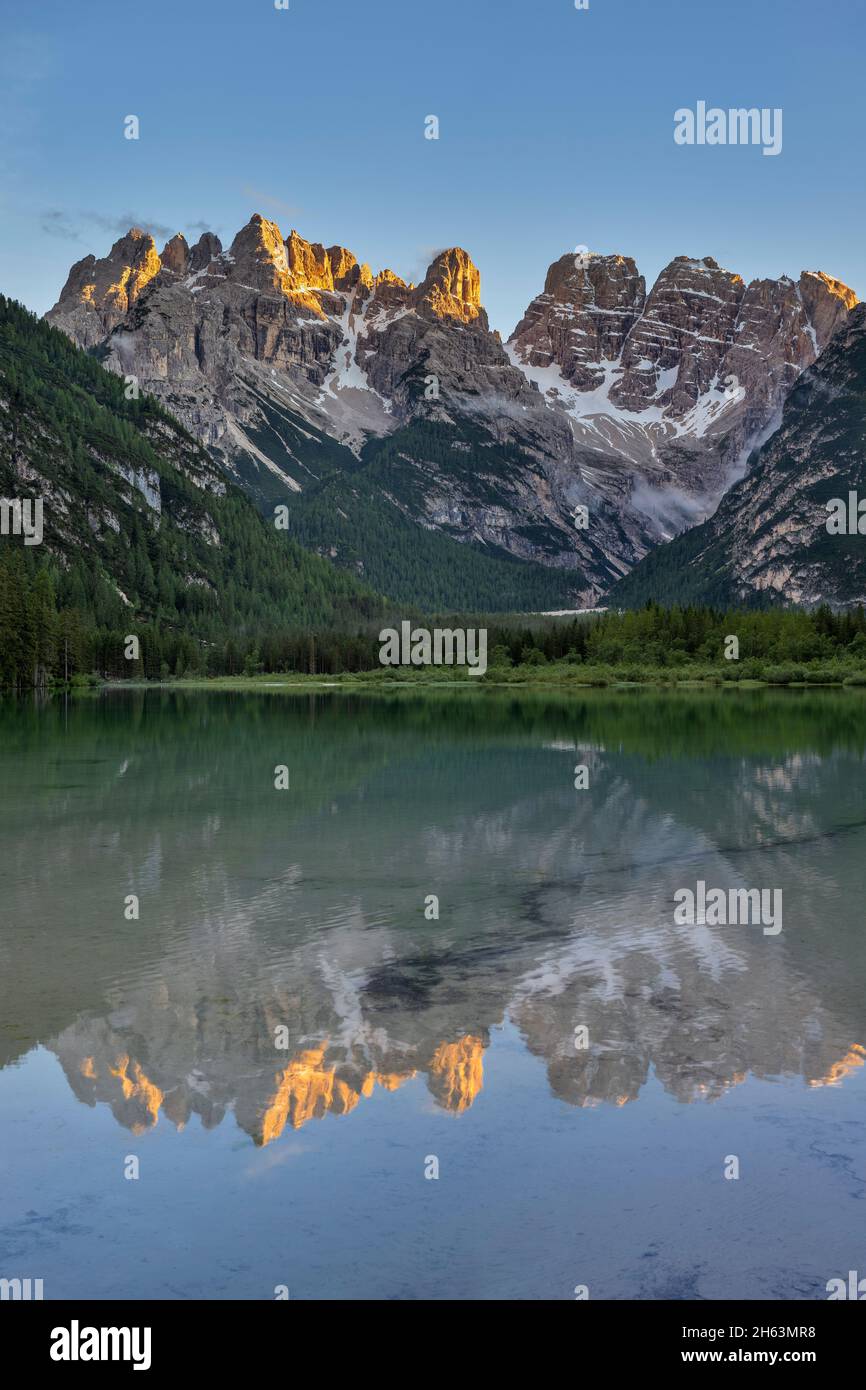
[364,268,411,318]
[59,1029,487,1146]
[808,1043,866,1088]
[415,248,484,325]
[375,268,406,288]
[253,1034,486,1143]
[327,245,373,294]
[103,231,162,314]
[285,230,333,291]
[51,228,163,348]
[427,1035,485,1114]
[224,216,369,320]
[106,1054,164,1134]
[226,214,294,295]
[798,271,859,337]
[258,1045,417,1145]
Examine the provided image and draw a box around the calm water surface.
[1,687,865,1300]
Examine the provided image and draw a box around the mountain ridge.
[44,216,859,608]
[610,303,866,609]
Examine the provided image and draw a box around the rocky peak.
[43,217,860,606]
[226,213,293,293]
[509,251,645,387]
[285,230,333,291]
[362,268,412,320]
[798,270,859,348]
[220,219,369,318]
[375,268,407,290]
[188,231,222,273]
[110,227,159,267]
[413,248,485,327]
[358,248,555,449]
[45,227,162,349]
[510,247,856,429]
[709,268,860,456]
[326,246,373,294]
[614,301,866,607]
[610,255,746,414]
[160,233,189,276]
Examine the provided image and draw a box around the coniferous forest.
[0,294,388,683]
[3,293,866,688]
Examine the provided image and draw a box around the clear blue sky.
[1,0,863,335]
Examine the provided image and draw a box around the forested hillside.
[610,305,866,610]
[242,396,588,611]
[286,453,584,612]
[0,297,386,684]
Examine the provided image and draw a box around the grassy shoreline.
[90,661,866,693]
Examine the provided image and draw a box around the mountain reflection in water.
[3,686,865,1151]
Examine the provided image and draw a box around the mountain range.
[35,216,865,609]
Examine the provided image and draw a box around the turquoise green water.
[1,687,865,1299]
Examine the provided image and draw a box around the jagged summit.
[48,215,482,331]
[160,232,189,275]
[51,228,162,348]
[414,247,484,325]
[44,217,859,606]
[508,247,856,431]
[611,302,866,608]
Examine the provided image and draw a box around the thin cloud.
[40,208,216,251]
[406,245,448,283]
[240,185,304,224]
[41,209,81,241]
[83,211,176,243]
